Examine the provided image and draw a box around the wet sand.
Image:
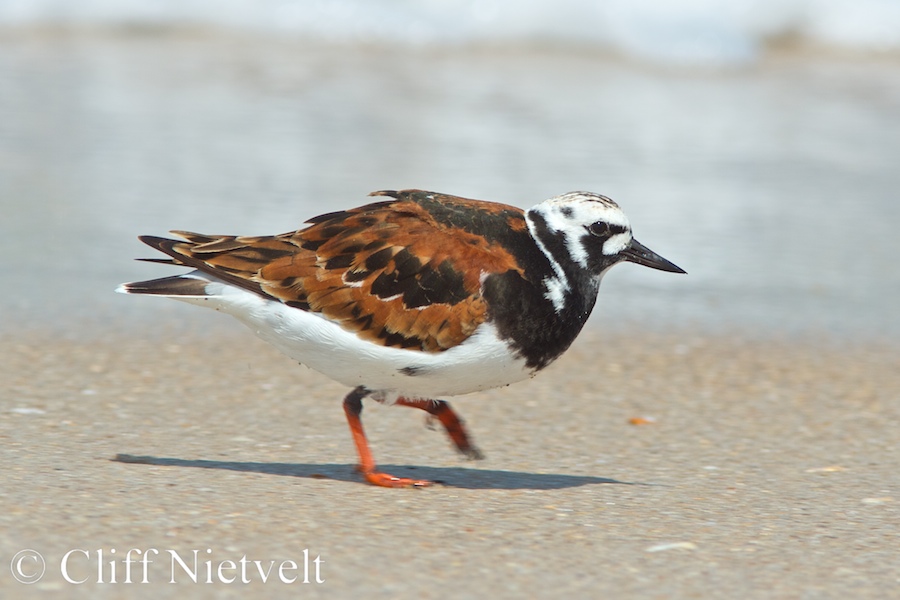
[2,326,898,598]
[3,30,900,337]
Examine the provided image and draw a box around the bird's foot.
[357,467,433,488]
[462,446,485,461]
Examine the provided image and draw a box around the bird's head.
[526,192,686,277]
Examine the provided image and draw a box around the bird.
[117,189,685,487]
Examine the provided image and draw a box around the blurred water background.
[1,1,899,339]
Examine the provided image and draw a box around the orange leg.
[342,387,432,488]
[395,397,484,460]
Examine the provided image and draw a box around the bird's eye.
[587,221,609,237]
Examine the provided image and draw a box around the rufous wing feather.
[139,190,528,352]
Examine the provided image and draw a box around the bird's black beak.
[621,239,686,274]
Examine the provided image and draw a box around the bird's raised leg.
[342,387,432,488]
[395,397,484,460]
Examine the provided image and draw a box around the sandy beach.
[2,326,898,598]
[2,20,900,598]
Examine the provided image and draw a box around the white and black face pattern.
[523,192,635,314]
[526,191,633,274]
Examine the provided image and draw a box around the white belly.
[177,282,534,400]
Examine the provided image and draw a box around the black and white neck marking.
[479,192,638,372]
[524,192,632,313]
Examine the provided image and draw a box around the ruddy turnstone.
[118,189,685,487]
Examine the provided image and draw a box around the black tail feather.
[118,275,209,296]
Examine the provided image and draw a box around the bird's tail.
[116,273,211,298]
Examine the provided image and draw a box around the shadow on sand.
[113,453,636,490]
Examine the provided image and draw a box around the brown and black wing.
[137,189,528,352]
